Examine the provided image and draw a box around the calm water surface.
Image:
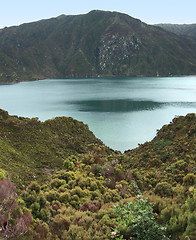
[0,76,196,152]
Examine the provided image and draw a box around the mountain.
[0,10,196,83]
[155,23,196,37]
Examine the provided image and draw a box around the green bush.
[28,181,41,194]
[31,202,40,218]
[183,173,196,186]
[149,191,196,240]
[39,208,48,221]
[50,178,66,189]
[0,168,7,179]
[59,191,71,204]
[70,186,86,198]
[77,176,91,189]
[64,155,78,170]
[182,191,196,240]
[65,225,91,240]
[111,195,168,240]
[46,190,59,202]
[54,170,75,182]
[154,182,173,197]
[38,192,47,208]
[25,192,37,206]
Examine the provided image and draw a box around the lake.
[0,76,196,152]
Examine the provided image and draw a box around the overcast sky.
[0,0,195,29]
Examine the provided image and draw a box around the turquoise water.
[0,76,196,152]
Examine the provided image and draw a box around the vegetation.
[0,109,111,188]
[0,10,196,83]
[112,196,168,240]
[0,110,195,239]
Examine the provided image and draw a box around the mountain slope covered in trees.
[0,10,196,83]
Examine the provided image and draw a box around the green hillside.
[0,109,112,188]
[0,10,196,83]
[0,110,195,239]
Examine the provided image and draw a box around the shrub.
[77,176,91,189]
[91,163,102,176]
[0,169,7,179]
[64,155,78,170]
[183,173,196,186]
[171,160,187,172]
[38,192,47,208]
[90,181,98,191]
[46,190,59,202]
[39,208,48,221]
[79,200,102,213]
[154,182,173,197]
[59,191,71,204]
[30,219,51,240]
[70,186,85,197]
[50,178,66,189]
[148,192,196,240]
[31,202,40,218]
[91,190,101,201]
[28,181,41,194]
[25,192,37,206]
[0,178,33,240]
[51,214,70,237]
[54,170,75,183]
[64,160,75,170]
[65,225,91,240]
[111,195,168,240]
[182,191,196,240]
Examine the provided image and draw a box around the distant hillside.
[0,10,196,83]
[155,23,196,37]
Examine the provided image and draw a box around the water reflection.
[67,100,196,112]
[69,99,165,112]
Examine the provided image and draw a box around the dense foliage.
[0,10,196,83]
[0,110,195,239]
[0,109,110,187]
[112,196,168,240]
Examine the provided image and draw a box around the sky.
[0,0,195,29]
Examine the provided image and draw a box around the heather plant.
[183,173,196,186]
[145,190,196,240]
[0,178,32,240]
[183,196,196,240]
[163,190,196,240]
[154,182,173,197]
[64,155,78,170]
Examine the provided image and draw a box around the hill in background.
[155,23,196,37]
[0,10,196,83]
